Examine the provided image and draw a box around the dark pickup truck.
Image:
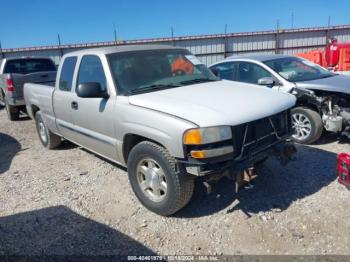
[0,57,57,120]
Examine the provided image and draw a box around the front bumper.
[178,140,296,177]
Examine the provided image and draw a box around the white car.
[210,54,350,144]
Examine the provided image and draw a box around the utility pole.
[291,12,294,29]
[113,23,118,45]
[171,27,175,46]
[224,24,228,58]
[275,19,280,54]
[57,34,63,57]
[0,40,4,58]
[326,16,331,43]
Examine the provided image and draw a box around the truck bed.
[0,71,56,106]
[23,82,55,120]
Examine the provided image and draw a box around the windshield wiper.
[179,78,217,85]
[128,84,180,95]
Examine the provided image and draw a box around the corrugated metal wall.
[2,25,350,65]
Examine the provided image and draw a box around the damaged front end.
[292,87,350,137]
[179,109,297,193]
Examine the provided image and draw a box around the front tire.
[5,101,20,121]
[35,111,62,149]
[291,107,323,144]
[127,141,194,216]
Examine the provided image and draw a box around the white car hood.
[129,80,296,127]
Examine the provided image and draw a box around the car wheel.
[35,111,62,149]
[127,141,194,216]
[291,107,323,144]
[5,101,20,121]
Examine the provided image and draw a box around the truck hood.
[295,74,350,94]
[128,80,296,127]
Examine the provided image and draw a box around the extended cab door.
[53,56,78,140]
[70,55,117,160]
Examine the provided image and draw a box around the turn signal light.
[183,129,202,145]
[190,150,206,159]
[190,146,234,159]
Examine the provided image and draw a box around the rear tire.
[5,102,20,121]
[291,107,323,144]
[127,141,194,216]
[35,111,62,149]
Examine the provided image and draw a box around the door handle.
[71,101,78,110]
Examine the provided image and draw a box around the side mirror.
[76,82,109,98]
[257,77,275,87]
[210,68,220,77]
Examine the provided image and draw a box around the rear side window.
[237,62,272,84]
[210,62,237,80]
[3,59,56,74]
[77,55,107,92]
[59,56,77,91]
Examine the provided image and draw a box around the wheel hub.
[38,121,47,143]
[137,158,167,202]
[292,113,312,140]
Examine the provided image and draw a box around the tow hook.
[203,173,225,194]
[235,168,258,193]
[202,168,259,194]
[275,142,297,165]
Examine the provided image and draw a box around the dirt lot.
[1,107,350,257]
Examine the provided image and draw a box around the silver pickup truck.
[0,57,57,120]
[24,45,296,216]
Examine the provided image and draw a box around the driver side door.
[71,55,118,161]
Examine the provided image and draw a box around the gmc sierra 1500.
[24,45,296,216]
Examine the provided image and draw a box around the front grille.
[231,110,291,160]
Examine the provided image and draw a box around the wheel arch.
[122,133,167,164]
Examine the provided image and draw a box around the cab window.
[77,55,107,93]
[59,56,77,91]
[237,62,272,84]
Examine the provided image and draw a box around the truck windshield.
[4,59,56,74]
[107,49,218,95]
[264,57,334,82]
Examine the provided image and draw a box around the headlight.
[183,126,232,145]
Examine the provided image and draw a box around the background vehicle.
[209,54,350,144]
[0,57,56,120]
[24,45,296,216]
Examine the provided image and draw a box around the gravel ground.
[1,107,350,257]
